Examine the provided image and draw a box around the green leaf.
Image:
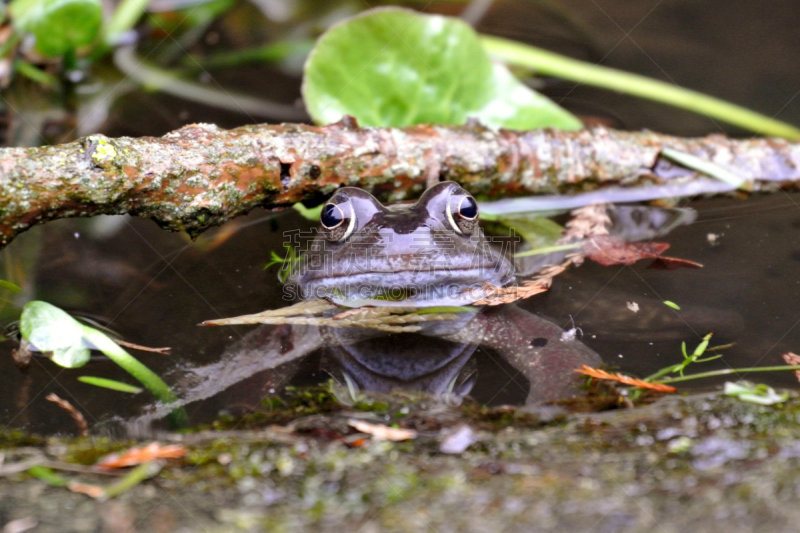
[11,0,102,57]
[27,465,68,487]
[19,300,186,427]
[77,376,143,394]
[20,300,90,367]
[0,279,22,293]
[303,7,580,130]
[724,381,788,406]
[292,202,323,221]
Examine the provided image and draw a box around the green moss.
[0,428,45,448]
[62,437,135,465]
[5,389,800,531]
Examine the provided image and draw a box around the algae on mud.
[3,387,800,532]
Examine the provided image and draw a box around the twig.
[115,340,171,354]
[0,122,799,249]
[45,393,88,436]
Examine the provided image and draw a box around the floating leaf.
[303,7,581,130]
[19,301,179,410]
[20,301,90,367]
[10,0,102,57]
[583,235,703,270]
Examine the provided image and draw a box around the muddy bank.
[2,389,800,532]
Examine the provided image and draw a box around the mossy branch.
[0,118,799,249]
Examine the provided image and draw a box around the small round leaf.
[303,7,581,130]
[12,0,102,57]
[20,300,90,367]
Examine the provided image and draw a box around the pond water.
[1,0,800,435]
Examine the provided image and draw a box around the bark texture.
[1,117,798,248]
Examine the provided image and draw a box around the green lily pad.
[10,0,102,57]
[303,7,581,130]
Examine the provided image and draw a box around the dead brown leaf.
[347,419,417,441]
[583,235,702,270]
[781,352,800,383]
[68,482,104,498]
[96,442,186,469]
[575,365,677,393]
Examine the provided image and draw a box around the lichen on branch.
[0,117,798,249]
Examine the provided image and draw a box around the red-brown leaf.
[584,235,701,270]
[96,442,186,468]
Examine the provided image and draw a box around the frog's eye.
[321,203,344,229]
[320,201,355,241]
[446,193,479,234]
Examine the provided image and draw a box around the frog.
[127,185,713,429]
[127,185,605,428]
[285,181,515,307]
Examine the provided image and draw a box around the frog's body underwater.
[287,181,515,307]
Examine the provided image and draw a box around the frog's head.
[286,181,515,307]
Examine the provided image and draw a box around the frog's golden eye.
[320,201,355,241]
[446,193,479,234]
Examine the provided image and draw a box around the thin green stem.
[14,60,57,87]
[104,0,152,45]
[657,365,800,385]
[0,32,21,58]
[113,46,305,121]
[480,35,800,140]
[81,327,175,404]
[102,461,162,499]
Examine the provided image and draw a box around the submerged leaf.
[303,7,580,130]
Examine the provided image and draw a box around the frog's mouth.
[296,267,513,307]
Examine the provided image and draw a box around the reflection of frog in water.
[135,183,603,425]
